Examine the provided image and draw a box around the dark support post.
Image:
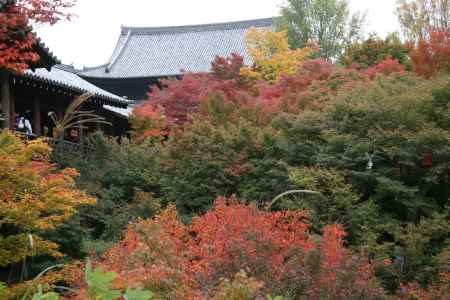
[1,71,11,129]
[56,101,64,140]
[78,122,84,145]
[10,87,15,129]
[33,99,42,136]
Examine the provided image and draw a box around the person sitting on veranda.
[16,114,33,136]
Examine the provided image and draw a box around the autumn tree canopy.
[240,28,314,82]
[410,30,450,77]
[87,199,385,299]
[0,131,95,266]
[0,0,75,73]
[340,33,411,69]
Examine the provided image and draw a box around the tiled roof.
[80,18,273,79]
[103,105,134,118]
[14,65,131,108]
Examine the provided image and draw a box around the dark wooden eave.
[31,36,60,70]
[11,66,130,108]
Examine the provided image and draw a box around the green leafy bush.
[285,74,450,290]
[50,132,162,257]
[46,66,449,296]
[158,118,290,215]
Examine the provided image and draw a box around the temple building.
[79,18,273,101]
[1,0,130,138]
[4,65,130,137]
[0,37,130,138]
[1,15,274,137]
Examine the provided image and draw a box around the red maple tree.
[410,30,450,78]
[131,56,370,141]
[364,58,406,78]
[82,198,385,299]
[0,0,75,73]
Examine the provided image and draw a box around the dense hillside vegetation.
[1,0,450,299]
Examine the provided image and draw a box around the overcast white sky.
[35,0,400,68]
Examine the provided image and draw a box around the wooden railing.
[47,138,95,157]
[14,131,94,157]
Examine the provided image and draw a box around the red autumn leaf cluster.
[0,4,38,73]
[0,0,75,73]
[411,30,450,78]
[255,59,366,116]
[364,58,406,78]
[140,54,250,125]
[211,52,245,81]
[132,56,388,141]
[18,0,76,25]
[77,198,384,299]
[130,103,168,142]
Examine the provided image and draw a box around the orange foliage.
[85,198,384,299]
[411,30,450,78]
[130,104,168,142]
[186,198,311,284]
[0,131,95,266]
[0,5,38,73]
[0,0,75,73]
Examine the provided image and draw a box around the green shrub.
[50,132,162,256]
[158,118,290,215]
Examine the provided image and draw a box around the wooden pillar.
[78,122,84,144]
[10,87,15,129]
[33,99,42,136]
[1,71,11,129]
[56,101,64,140]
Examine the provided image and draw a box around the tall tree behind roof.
[276,0,365,60]
[396,0,450,41]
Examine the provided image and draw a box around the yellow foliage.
[241,28,314,83]
[0,130,95,266]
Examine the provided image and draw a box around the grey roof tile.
[80,18,273,79]
[103,105,133,118]
[20,65,131,107]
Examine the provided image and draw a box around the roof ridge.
[82,63,109,71]
[55,64,80,73]
[77,17,274,80]
[106,29,132,73]
[121,17,273,35]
